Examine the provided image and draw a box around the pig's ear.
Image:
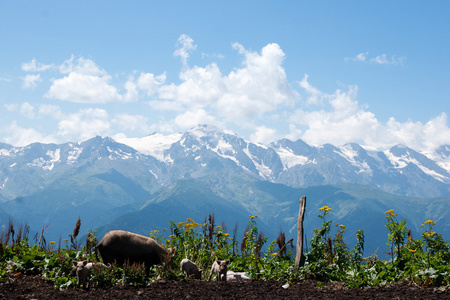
[225,260,230,265]
[73,261,78,266]
[83,260,88,265]
[216,260,221,265]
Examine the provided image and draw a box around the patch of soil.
[1,275,449,299]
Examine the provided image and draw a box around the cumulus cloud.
[22,74,41,89]
[46,56,122,103]
[137,72,166,97]
[57,108,111,140]
[155,39,299,131]
[290,75,450,153]
[174,109,219,130]
[21,58,53,72]
[250,125,278,144]
[1,121,56,147]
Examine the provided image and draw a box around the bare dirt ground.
[1,275,449,299]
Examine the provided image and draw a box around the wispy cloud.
[346,52,406,65]
[22,74,41,89]
[21,58,53,72]
[174,34,197,67]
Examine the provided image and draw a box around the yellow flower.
[50,241,56,244]
[424,220,436,225]
[216,226,221,229]
[385,209,394,214]
[229,237,233,240]
[409,249,416,253]
[339,224,346,229]
[62,239,69,242]
[223,233,230,237]
[420,224,425,227]
[163,228,167,231]
[319,206,331,212]
[186,218,194,223]
[178,222,185,227]
[270,253,278,256]
[169,235,176,238]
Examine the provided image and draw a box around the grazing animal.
[95,230,168,274]
[180,258,203,279]
[71,260,108,289]
[226,271,250,281]
[208,260,230,281]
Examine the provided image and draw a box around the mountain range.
[0,124,449,256]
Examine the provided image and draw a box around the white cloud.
[174,109,218,130]
[250,125,278,144]
[22,74,41,89]
[346,52,406,65]
[1,121,56,147]
[156,40,299,131]
[112,114,149,132]
[21,58,53,72]
[38,104,64,119]
[370,54,406,65]
[19,103,35,119]
[345,52,368,62]
[46,56,122,103]
[289,75,450,154]
[57,108,110,140]
[174,34,197,66]
[137,72,166,97]
[298,74,325,105]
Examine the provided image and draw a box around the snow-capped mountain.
[1,124,450,255]
[1,124,449,201]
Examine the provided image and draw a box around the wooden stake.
[295,196,306,270]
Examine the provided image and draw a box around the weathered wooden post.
[294,195,306,270]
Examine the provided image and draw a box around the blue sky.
[1,1,449,154]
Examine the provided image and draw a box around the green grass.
[1,207,450,290]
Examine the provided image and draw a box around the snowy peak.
[1,125,450,198]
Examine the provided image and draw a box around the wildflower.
[178,222,185,227]
[339,224,346,229]
[216,226,221,229]
[385,209,394,214]
[420,224,425,227]
[62,239,69,242]
[50,241,56,244]
[229,237,233,240]
[169,235,176,238]
[313,228,320,233]
[270,253,278,256]
[223,233,229,237]
[186,218,194,223]
[409,249,416,253]
[163,228,167,231]
[424,220,436,225]
[319,206,331,212]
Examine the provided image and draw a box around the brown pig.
[95,230,169,274]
